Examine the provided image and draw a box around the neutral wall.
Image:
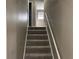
[7,0,28,59]
[45,0,73,59]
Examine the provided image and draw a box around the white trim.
[45,12,61,59]
[28,0,29,27]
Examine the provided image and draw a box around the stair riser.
[26,48,51,53]
[26,41,49,46]
[27,36,48,39]
[25,56,52,59]
[28,31,47,34]
[27,39,48,40]
[28,27,46,30]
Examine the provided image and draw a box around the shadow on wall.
[17,24,27,59]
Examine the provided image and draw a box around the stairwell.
[24,27,53,59]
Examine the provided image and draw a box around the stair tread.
[26,40,49,46]
[27,36,48,39]
[27,40,49,41]
[27,34,47,36]
[26,46,50,48]
[26,53,52,56]
[28,27,46,30]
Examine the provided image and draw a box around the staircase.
[24,27,53,59]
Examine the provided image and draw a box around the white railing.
[23,13,29,59]
[44,12,61,59]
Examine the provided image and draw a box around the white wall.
[45,0,73,59]
[7,0,28,59]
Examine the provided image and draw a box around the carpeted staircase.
[24,27,53,59]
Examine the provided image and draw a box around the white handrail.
[23,26,28,59]
[44,12,61,59]
[23,10,29,59]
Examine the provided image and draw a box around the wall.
[45,0,73,59]
[7,0,28,59]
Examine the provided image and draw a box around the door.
[29,2,32,26]
[36,10,45,27]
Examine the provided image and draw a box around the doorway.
[29,2,32,26]
[36,10,45,27]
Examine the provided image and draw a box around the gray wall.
[45,0,73,59]
[7,0,28,59]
